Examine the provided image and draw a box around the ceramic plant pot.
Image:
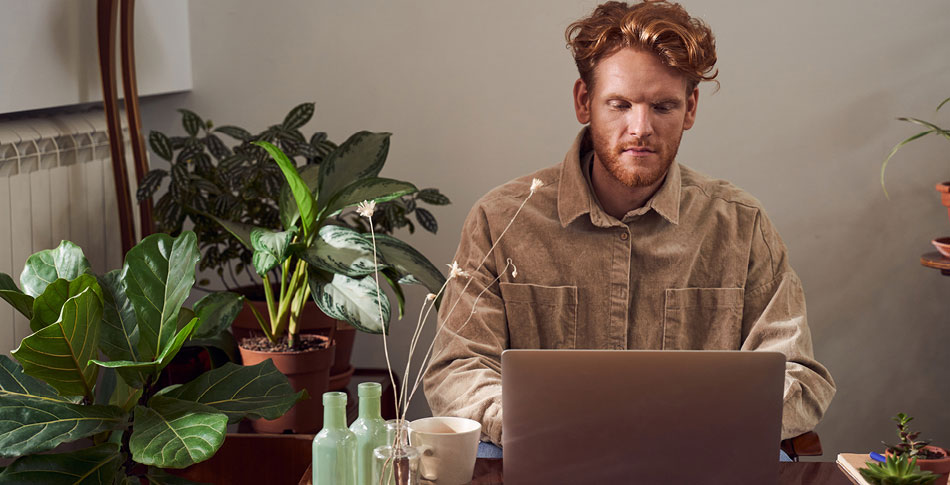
[937,182,950,225]
[917,446,950,485]
[238,336,335,434]
[231,286,357,390]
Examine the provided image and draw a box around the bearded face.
[575,48,697,189]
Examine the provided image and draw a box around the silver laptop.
[502,350,785,485]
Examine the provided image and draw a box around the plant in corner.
[860,454,938,485]
[0,235,304,483]
[210,133,446,433]
[878,413,950,485]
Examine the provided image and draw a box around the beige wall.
[140,0,950,456]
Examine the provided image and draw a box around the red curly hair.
[566,1,718,93]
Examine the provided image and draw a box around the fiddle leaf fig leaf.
[91,317,200,377]
[19,240,91,298]
[250,227,296,276]
[125,232,199,362]
[192,292,244,339]
[310,273,390,334]
[97,270,144,388]
[161,360,307,424]
[323,177,417,218]
[0,355,58,399]
[0,391,125,457]
[318,132,391,208]
[130,396,228,469]
[298,225,381,278]
[12,287,102,399]
[0,443,122,484]
[0,273,33,319]
[30,274,102,333]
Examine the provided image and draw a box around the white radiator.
[0,111,141,354]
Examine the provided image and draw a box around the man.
[423,0,835,459]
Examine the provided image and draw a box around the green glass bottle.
[349,383,388,485]
[313,391,356,485]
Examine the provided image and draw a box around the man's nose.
[627,105,654,137]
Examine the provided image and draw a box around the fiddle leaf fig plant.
[0,235,305,483]
[211,133,447,349]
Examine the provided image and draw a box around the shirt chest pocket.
[663,288,744,350]
[500,283,578,349]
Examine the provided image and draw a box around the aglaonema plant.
[211,132,446,349]
[0,234,306,484]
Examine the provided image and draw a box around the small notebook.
[837,453,874,485]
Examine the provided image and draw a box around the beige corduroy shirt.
[423,128,835,445]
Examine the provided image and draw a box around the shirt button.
[620,232,629,240]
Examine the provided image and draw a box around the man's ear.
[683,86,699,131]
[573,78,591,124]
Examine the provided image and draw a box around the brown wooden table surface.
[300,459,852,484]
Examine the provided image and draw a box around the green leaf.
[0,273,33,319]
[414,207,438,233]
[179,109,203,137]
[250,227,296,276]
[137,169,168,201]
[417,188,451,206]
[97,270,144,388]
[205,213,256,250]
[282,102,315,130]
[324,177,417,218]
[162,360,307,424]
[0,392,125,457]
[310,273,391,333]
[382,268,406,320]
[19,240,91,298]
[192,292,244,339]
[937,96,950,112]
[0,443,122,484]
[185,330,239,365]
[92,317,200,377]
[30,274,102,333]
[279,164,320,231]
[125,232,199,362]
[298,225,381,277]
[881,130,933,198]
[202,134,231,160]
[130,396,228,469]
[318,132,391,209]
[12,287,102,399]
[0,355,59,399]
[149,131,174,161]
[374,234,447,297]
[214,125,252,142]
[109,372,142,412]
[255,141,316,237]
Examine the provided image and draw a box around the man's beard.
[590,126,680,188]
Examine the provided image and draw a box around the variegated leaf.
[317,132,391,208]
[323,177,417,218]
[298,225,380,277]
[374,234,447,297]
[250,227,296,276]
[310,273,390,334]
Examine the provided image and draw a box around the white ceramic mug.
[409,416,482,485]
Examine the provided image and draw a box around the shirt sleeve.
[422,203,507,446]
[740,209,837,440]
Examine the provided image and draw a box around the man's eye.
[654,104,674,113]
[609,101,630,110]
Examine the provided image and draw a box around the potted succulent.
[0,234,304,483]
[881,413,950,485]
[209,134,446,434]
[880,96,950,256]
[861,454,939,485]
[138,103,450,387]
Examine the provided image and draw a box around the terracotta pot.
[885,446,950,485]
[938,182,950,225]
[231,286,357,389]
[238,336,335,434]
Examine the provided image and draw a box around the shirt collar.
[557,127,681,227]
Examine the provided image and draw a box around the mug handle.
[417,444,437,481]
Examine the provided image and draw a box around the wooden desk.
[300,459,853,484]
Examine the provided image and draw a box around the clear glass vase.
[372,419,420,485]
